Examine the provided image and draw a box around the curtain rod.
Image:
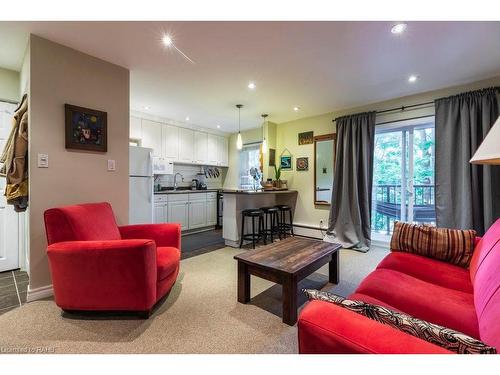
[333,100,434,122]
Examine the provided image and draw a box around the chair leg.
[289,210,294,236]
[251,216,256,249]
[239,215,245,248]
[263,214,268,245]
[270,213,274,243]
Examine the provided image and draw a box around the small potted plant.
[274,165,282,188]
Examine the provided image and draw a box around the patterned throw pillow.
[390,221,476,268]
[304,289,496,354]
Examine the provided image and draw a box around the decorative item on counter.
[273,165,283,188]
[269,148,276,166]
[249,167,262,191]
[298,131,314,145]
[296,157,309,171]
[261,178,274,191]
[65,104,107,152]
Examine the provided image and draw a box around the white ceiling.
[1,21,499,132]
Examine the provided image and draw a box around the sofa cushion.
[377,252,473,293]
[348,292,402,312]
[44,202,121,244]
[304,290,496,354]
[355,268,479,338]
[469,219,500,283]
[390,221,476,268]
[157,246,181,281]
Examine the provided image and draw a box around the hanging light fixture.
[236,104,243,150]
[261,114,268,154]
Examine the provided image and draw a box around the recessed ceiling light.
[293,106,300,112]
[162,34,173,47]
[248,82,256,90]
[144,106,150,110]
[408,75,418,83]
[216,125,221,129]
[391,23,407,34]
[185,116,190,121]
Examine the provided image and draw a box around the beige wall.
[273,75,500,230]
[0,67,20,103]
[28,35,130,290]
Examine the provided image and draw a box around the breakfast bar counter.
[222,189,298,247]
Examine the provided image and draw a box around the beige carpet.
[0,244,388,354]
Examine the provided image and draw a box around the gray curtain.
[324,111,376,252]
[435,87,500,235]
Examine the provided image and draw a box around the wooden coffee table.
[234,237,342,325]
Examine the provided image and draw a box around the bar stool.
[274,205,294,238]
[239,209,264,249]
[260,206,280,244]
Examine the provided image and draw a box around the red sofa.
[298,219,500,354]
[44,202,181,317]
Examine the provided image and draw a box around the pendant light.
[261,114,268,154]
[236,104,243,150]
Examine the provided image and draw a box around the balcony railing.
[372,184,436,234]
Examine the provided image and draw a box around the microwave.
[153,157,174,175]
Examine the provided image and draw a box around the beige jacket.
[0,94,28,211]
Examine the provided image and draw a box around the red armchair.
[44,202,181,317]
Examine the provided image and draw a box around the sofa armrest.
[298,300,452,354]
[119,223,181,249]
[47,239,157,311]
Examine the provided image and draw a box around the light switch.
[38,154,49,168]
[107,159,116,171]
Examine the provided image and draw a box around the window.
[239,144,263,190]
[371,116,436,243]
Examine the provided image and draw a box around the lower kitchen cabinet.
[154,192,217,231]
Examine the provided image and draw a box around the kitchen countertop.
[154,189,220,195]
[222,189,297,195]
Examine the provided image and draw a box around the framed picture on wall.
[280,155,292,170]
[298,131,314,145]
[65,104,107,152]
[296,157,309,171]
[269,148,276,166]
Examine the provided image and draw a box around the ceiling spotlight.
[391,23,407,34]
[162,34,173,47]
[293,106,300,112]
[408,75,418,83]
[248,82,256,90]
[185,116,190,121]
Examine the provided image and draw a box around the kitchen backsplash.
[154,164,225,190]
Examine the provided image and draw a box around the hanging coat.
[0,94,28,212]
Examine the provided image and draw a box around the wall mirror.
[314,134,336,205]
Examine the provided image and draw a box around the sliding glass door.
[371,117,436,243]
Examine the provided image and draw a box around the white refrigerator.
[129,146,154,224]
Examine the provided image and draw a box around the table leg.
[237,262,250,303]
[329,250,340,284]
[282,275,298,325]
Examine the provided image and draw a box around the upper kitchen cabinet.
[130,116,142,140]
[162,124,179,161]
[141,119,163,157]
[207,134,219,165]
[194,131,208,164]
[178,127,195,163]
[218,136,229,167]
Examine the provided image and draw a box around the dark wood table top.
[234,237,342,276]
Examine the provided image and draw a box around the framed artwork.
[298,131,314,145]
[280,155,292,170]
[65,104,107,152]
[269,148,276,166]
[296,157,309,171]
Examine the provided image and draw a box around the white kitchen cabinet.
[130,116,142,140]
[178,127,195,163]
[141,119,163,157]
[194,131,208,164]
[218,136,229,167]
[154,204,167,223]
[167,200,189,231]
[206,197,217,226]
[188,200,207,229]
[162,124,179,162]
[207,134,219,165]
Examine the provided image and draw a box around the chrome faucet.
[173,173,184,190]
